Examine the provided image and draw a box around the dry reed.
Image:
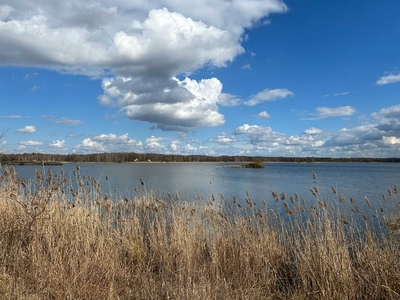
[0,166,398,299]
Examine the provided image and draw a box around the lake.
[9,162,400,214]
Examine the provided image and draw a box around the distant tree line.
[1,152,400,164]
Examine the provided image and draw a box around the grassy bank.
[0,165,399,299]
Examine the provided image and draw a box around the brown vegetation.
[0,165,399,299]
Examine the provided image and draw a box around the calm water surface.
[11,162,400,211]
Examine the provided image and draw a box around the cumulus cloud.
[16,125,36,133]
[50,139,66,149]
[244,88,294,106]
[324,125,381,147]
[382,136,400,146]
[255,111,271,118]
[376,73,400,85]
[234,124,286,149]
[100,76,225,131]
[304,127,322,135]
[145,136,166,152]
[0,1,288,132]
[169,140,181,151]
[210,132,236,144]
[371,104,400,134]
[76,133,143,153]
[371,104,400,120]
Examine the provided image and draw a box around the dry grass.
[0,165,399,299]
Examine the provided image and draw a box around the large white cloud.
[0,1,288,132]
[100,76,225,130]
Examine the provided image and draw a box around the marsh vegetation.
[0,165,398,299]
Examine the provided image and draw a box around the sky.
[0,0,400,157]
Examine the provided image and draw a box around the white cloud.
[244,88,294,106]
[145,136,166,151]
[304,106,356,120]
[0,115,24,118]
[19,140,43,146]
[100,76,225,131]
[371,104,400,120]
[371,104,400,133]
[16,125,36,133]
[376,73,400,85]
[0,6,246,72]
[210,132,236,144]
[41,115,84,126]
[304,127,322,135]
[76,133,143,153]
[234,124,286,149]
[382,136,400,146]
[255,111,271,118]
[55,117,84,126]
[0,2,288,132]
[50,139,66,149]
[169,140,181,151]
[316,106,355,118]
[323,92,349,97]
[218,93,241,107]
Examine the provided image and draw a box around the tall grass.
[0,165,399,299]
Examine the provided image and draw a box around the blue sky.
[1,0,400,157]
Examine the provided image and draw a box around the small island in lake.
[225,161,265,168]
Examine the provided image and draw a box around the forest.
[1,152,399,164]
